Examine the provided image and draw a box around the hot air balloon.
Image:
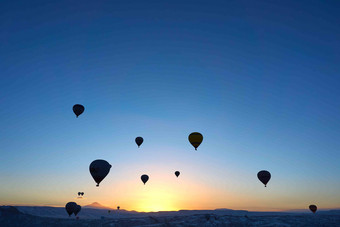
[73,104,85,118]
[141,174,149,184]
[309,205,317,213]
[117,206,120,210]
[89,159,112,187]
[65,202,77,217]
[257,170,271,187]
[188,132,203,150]
[81,192,84,196]
[135,137,143,148]
[78,192,81,196]
[175,171,180,177]
[74,205,81,216]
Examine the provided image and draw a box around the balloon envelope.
[73,104,85,118]
[78,192,80,196]
[135,137,144,147]
[117,206,120,210]
[188,132,203,150]
[65,202,77,217]
[89,160,112,187]
[74,205,81,216]
[257,170,271,187]
[309,205,317,213]
[175,171,180,177]
[141,174,149,184]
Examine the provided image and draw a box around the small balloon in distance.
[74,205,81,216]
[309,205,317,213]
[141,174,149,184]
[188,132,203,150]
[257,170,271,187]
[135,137,144,148]
[175,171,180,177]
[73,104,85,118]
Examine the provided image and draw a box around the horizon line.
[2,204,340,213]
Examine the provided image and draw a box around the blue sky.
[0,0,339,211]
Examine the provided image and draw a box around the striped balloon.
[188,132,203,150]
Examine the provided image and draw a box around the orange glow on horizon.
[95,171,236,212]
[4,160,339,213]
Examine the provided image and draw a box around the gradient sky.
[1,0,340,212]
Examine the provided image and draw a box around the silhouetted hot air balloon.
[73,104,85,118]
[309,205,317,213]
[175,171,180,177]
[135,137,143,148]
[81,192,84,196]
[89,160,112,187]
[117,206,120,210]
[65,202,77,217]
[141,174,149,184]
[74,205,81,216]
[257,170,271,187]
[188,132,203,150]
[78,192,81,196]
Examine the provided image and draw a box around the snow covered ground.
[1,206,340,226]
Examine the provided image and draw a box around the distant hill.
[2,205,340,226]
[0,206,22,217]
[282,208,340,214]
[84,202,111,210]
[7,205,340,221]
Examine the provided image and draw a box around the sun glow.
[134,187,178,212]
[95,162,238,212]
